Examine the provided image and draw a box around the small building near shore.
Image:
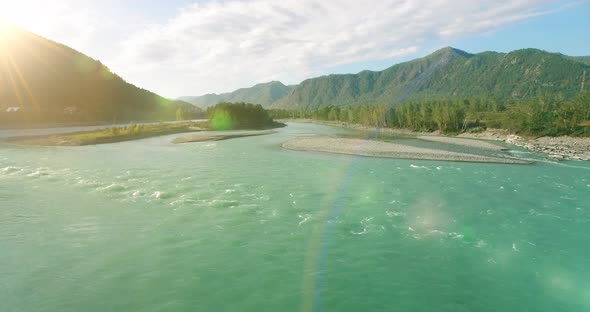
[5,106,21,113]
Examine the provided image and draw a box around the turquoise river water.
[1,122,590,311]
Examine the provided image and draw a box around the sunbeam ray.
[2,55,25,109]
[7,52,40,112]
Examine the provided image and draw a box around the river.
[1,122,589,311]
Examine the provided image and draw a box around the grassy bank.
[6,118,286,146]
[6,121,209,146]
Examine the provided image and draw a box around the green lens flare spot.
[211,109,233,130]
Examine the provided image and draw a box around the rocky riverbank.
[509,135,590,161]
[459,129,590,161]
[283,136,531,164]
[283,120,590,161]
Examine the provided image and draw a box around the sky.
[0,0,588,98]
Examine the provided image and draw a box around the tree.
[176,108,186,121]
[328,106,339,121]
[555,101,583,133]
[208,102,277,130]
[270,94,590,137]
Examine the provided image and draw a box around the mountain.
[0,23,199,126]
[567,55,590,66]
[272,47,589,109]
[180,81,295,108]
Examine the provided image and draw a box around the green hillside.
[0,24,199,127]
[272,47,589,109]
[567,56,590,66]
[180,81,294,108]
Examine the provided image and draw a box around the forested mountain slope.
[0,23,198,126]
[272,47,589,109]
[180,81,294,108]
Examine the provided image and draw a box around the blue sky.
[0,0,588,97]
[332,0,590,75]
[455,1,590,56]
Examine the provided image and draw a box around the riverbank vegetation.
[0,104,205,129]
[207,102,285,130]
[270,93,590,137]
[6,121,208,146]
[7,102,285,146]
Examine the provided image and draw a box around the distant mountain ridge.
[271,47,589,109]
[0,23,198,126]
[180,81,295,108]
[4,21,586,124]
[567,55,590,66]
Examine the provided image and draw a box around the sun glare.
[0,20,14,48]
[0,19,18,44]
[0,1,46,43]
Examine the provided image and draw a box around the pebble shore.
[283,136,531,164]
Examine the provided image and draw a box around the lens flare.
[0,20,17,47]
[211,110,233,130]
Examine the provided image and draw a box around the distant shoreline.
[282,136,531,164]
[0,119,208,130]
[281,119,590,161]
[3,120,284,146]
[172,130,276,143]
[4,123,204,146]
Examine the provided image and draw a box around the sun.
[0,19,16,45]
[0,1,48,39]
[0,0,30,26]
[0,19,19,47]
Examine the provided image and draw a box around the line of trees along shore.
[207,102,282,130]
[269,93,590,137]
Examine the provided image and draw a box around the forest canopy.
[207,102,282,130]
[269,92,590,137]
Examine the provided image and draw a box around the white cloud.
[113,0,562,97]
